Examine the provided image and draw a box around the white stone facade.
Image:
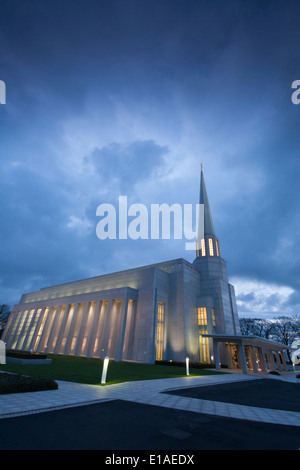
[2,255,240,364]
[2,168,244,365]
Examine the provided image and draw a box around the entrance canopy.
[202,334,290,374]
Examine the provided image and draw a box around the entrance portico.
[203,334,289,374]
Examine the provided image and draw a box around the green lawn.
[0,355,223,385]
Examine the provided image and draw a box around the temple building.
[2,167,289,373]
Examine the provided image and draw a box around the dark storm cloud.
[88,140,169,193]
[0,0,299,317]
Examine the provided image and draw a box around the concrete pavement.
[1,371,300,427]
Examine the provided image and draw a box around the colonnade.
[2,288,137,362]
[212,336,288,374]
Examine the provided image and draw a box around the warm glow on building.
[3,167,287,373]
[201,238,206,256]
[208,238,214,256]
[156,301,165,361]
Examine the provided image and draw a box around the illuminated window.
[156,301,165,361]
[212,308,216,327]
[93,338,99,354]
[37,308,49,337]
[201,238,206,256]
[197,307,207,326]
[216,240,220,256]
[33,307,51,351]
[70,337,77,352]
[61,337,67,350]
[47,305,66,353]
[208,238,214,256]
[17,309,35,350]
[81,337,87,352]
[199,335,210,363]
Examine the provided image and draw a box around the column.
[63,303,80,355]
[14,310,29,350]
[99,299,113,359]
[226,343,233,369]
[238,340,248,374]
[42,306,61,353]
[122,300,136,360]
[213,339,221,370]
[275,351,282,372]
[53,305,71,354]
[27,308,46,351]
[257,347,267,373]
[22,308,38,351]
[250,346,258,373]
[74,302,91,356]
[86,300,105,358]
[28,307,47,351]
[279,350,288,371]
[114,295,129,362]
[267,349,275,370]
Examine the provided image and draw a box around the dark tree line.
[0,304,11,322]
[0,304,11,338]
[240,315,300,362]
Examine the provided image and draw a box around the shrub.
[268,370,281,375]
[155,360,217,369]
[0,373,58,394]
[6,350,48,360]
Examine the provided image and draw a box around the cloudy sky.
[0,0,299,319]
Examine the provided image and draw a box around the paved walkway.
[0,371,300,427]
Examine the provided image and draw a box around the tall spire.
[199,165,215,237]
[195,165,220,259]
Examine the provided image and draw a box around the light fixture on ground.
[101,356,109,384]
[186,357,190,376]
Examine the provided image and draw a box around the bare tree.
[240,315,300,363]
[270,316,299,362]
[0,304,11,323]
[254,319,276,339]
[0,304,11,339]
[292,314,300,337]
[240,318,256,336]
[240,317,276,338]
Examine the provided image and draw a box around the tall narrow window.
[198,307,210,364]
[216,240,220,256]
[156,301,164,361]
[197,307,207,326]
[212,308,216,327]
[201,238,206,256]
[199,335,210,363]
[208,238,214,256]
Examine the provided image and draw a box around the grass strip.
[0,354,223,386]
